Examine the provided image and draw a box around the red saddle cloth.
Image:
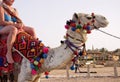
[13,32,40,62]
[0,32,41,75]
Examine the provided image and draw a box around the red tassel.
[74,51,78,55]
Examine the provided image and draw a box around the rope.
[95,29,120,40]
[12,47,30,62]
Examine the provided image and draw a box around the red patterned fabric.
[0,32,41,75]
[13,32,40,62]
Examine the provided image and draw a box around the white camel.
[17,13,109,82]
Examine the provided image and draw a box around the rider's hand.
[14,23,24,29]
[18,23,24,29]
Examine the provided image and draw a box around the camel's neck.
[40,29,87,72]
[41,43,74,72]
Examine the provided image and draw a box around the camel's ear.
[72,13,78,21]
[74,13,78,19]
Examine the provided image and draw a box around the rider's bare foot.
[6,53,14,63]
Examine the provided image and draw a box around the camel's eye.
[86,16,92,20]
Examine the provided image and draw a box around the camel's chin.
[100,24,108,28]
[101,22,109,27]
[94,22,108,29]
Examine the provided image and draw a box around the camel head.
[65,13,109,44]
[72,13,109,29]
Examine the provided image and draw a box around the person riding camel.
[0,0,37,63]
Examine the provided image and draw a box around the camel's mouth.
[93,20,109,29]
[94,16,109,28]
[101,20,109,26]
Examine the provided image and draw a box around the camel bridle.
[63,13,97,57]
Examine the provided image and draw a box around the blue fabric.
[0,57,4,66]
[4,13,11,21]
[0,13,17,30]
[11,17,17,22]
[4,13,17,22]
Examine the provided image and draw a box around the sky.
[13,0,120,51]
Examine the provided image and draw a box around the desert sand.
[41,67,120,82]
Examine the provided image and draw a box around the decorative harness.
[64,13,96,69]
[0,32,49,79]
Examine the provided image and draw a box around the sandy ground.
[40,67,120,82]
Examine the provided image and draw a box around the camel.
[0,12,109,82]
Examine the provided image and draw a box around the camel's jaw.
[93,18,109,29]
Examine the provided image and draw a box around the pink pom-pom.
[22,41,26,44]
[30,59,34,63]
[43,47,49,53]
[31,69,37,75]
[65,25,69,29]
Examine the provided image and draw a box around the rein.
[66,33,84,42]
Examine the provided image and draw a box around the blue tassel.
[70,65,75,70]
[79,51,83,56]
[86,26,91,30]
[30,64,35,69]
[45,75,49,79]
[71,27,76,31]
[35,57,41,61]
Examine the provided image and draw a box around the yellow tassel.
[40,43,44,47]
[83,30,87,34]
[76,29,80,33]
[31,49,35,52]
[83,50,86,55]
[34,61,39,65]
[40,58,44,64]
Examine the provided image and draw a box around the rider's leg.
[6,27,18,63]
[23,26,37,39]
[0,25,18,63]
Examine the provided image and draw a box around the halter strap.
[65,39,85,53]
[66,33,84,43]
